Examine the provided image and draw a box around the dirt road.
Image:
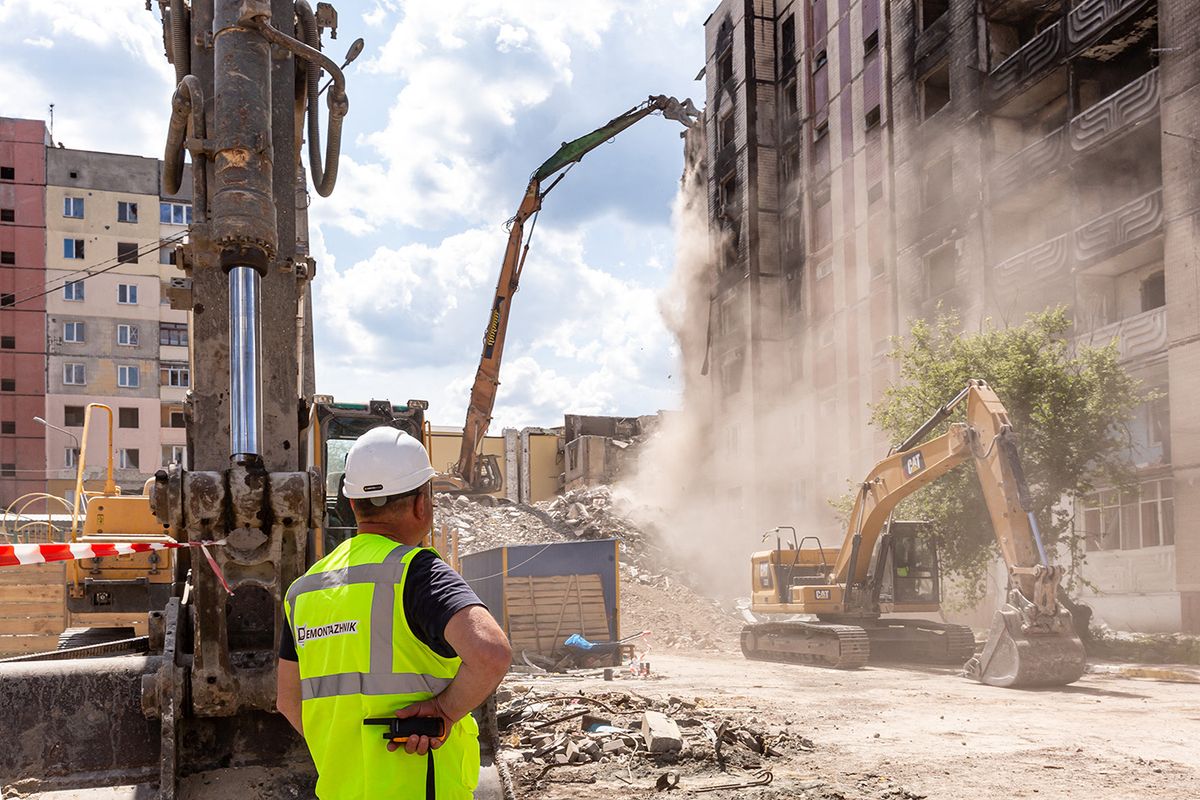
[505,652,1200,800]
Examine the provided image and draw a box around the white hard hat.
[342,426,436,500]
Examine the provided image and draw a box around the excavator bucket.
[967,605,1087,688]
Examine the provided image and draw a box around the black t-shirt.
[279,549,485,662]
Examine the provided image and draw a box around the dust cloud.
[617,161,836,601]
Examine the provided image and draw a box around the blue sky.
[1,0,710,430]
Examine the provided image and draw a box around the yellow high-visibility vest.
[284,534,479,799]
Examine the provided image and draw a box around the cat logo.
[902,450,925,477]
[814,589,832,601]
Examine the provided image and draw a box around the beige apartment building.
[41,147,192,499]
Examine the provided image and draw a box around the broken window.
[925,242,956,296]
[813,184,832,251]
[117,201,138,223]
[1141,271,1165,312]
[64,238,85,260]
[718,111,736,150]
[782,78,799,118]
[920,62,951,120]
[719,349,746,395]
[1082,479,1174,551]
[119,448,140,470]
[865,105,881,130]
[718,47,733,84]
[922,153,953,208]
[719,171,738,218]
[780,146,800,194]
[781,15,796,72]
[813,49,828,70]
[920,0,949,30]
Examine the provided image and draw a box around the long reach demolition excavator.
[741,380,1088,688]
[434,95,700,494]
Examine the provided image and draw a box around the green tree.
[870,308,1147,602]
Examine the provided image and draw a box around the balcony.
[988,0,1153,108]
[993,188,1162,295]
[987,23,1064,107]
[989,69,1158,203]
[1077,305,1167,362]
[1066,0,1151,50]
[915,13,951,70]
[1070,68,1158,152]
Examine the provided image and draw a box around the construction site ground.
[501,651,1200,800]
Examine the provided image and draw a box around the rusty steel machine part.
[743,381,1088,687]
[0,1,353,795]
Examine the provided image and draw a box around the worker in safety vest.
[276,426,512,799]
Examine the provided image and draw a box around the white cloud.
[22,36,53,48]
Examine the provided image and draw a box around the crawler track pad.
[969,606,1086,688]
[741,622,870,669]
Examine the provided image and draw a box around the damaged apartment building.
[689,0,1200,632]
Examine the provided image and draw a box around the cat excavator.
[434,94,699,494]
[741,380,1088,688]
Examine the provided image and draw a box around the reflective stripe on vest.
[286,543,450,698]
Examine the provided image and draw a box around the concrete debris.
[498,687,802,781]
[642,710,683,753]
[436,485,745,652]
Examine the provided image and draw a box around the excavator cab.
[307,397,428,558]
[873,522,940,607]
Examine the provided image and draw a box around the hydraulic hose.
[169,0,191,87]
[293,0,345,197]
[163,74,206,223]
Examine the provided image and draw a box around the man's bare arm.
[392,605,511,755]
[276,658,304,735]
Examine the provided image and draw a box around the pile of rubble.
[436,486,744,652]
[497,686,808,791]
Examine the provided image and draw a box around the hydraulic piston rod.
[228,266,262,459]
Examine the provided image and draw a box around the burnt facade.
[692,0,1200,632]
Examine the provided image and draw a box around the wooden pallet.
[504,573,610,653]
[0,563,66,656]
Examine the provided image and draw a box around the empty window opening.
[64,406,86,427]
[1141,271,1165,312]
[118,448,140,470]
[718,111,736,150]
[920,0,949,30]
[0,294,13,308]
[864,30,879,54]
[781,15,796,61]
[0,209,13,222]
[169,409,187,428]
[0,251,14,265]
[117,242,139,265]
[119,407,140,429]
[0,421,14,435]
[718,47,734,84]
[0,378,14,392]
[865,105,881,129]
[923,153,954,208]
[0,464,15,478]
[0,337,14,350]
[921,62,951,120]
[925,242,957,296]
[719,171,739,217]
[0,166,13,181]
[813,49,828,71]
[814,119,829,141]
[783,78,799,118]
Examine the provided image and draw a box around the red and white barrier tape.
[0,540,233,595]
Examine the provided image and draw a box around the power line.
[8,233,188,309]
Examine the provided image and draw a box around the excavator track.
[741,622,871,670]
[859,619,977,665]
